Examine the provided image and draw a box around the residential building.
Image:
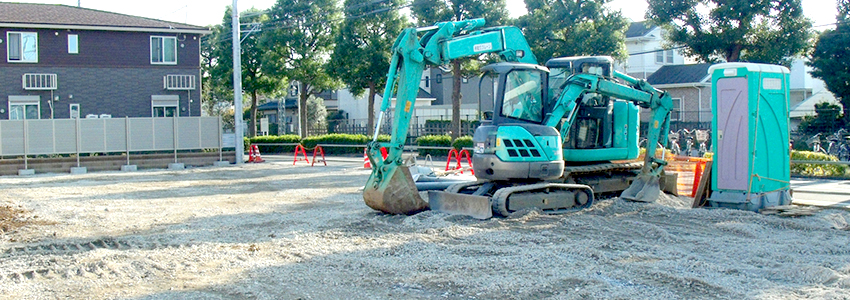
[0,3,209,120]
[645,63,713,129]
[619,21,685,79]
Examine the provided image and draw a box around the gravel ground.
[1,160,849,299]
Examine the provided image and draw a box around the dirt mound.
[0,204,30,236]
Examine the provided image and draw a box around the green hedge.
[791,150,848,177]
[416,135,472,157]
[302,134,391,155]
[247,135,302,153]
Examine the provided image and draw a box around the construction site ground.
[1,155,849,299]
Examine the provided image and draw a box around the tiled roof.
[258,99,298,111]
[625,21,656,38]
[0,2,208,31]
[646,63,713,85]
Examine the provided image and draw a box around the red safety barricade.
[293,145,310,165]
[691,160,707,197]
[445,149,474,174]
[312,146,327,167]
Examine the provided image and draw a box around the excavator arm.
[363,19,538,215]
[543,70,674,202]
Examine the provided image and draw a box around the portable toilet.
[706,63,792,211]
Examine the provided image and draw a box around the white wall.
[618,27,686,79]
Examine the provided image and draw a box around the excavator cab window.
[478,71,498,123]
[501,69,543,123]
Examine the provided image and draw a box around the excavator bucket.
[660,172,679,196]
[363,165,429,215]
[621,173,661,203]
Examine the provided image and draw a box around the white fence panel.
[79,119,107,153]
[54,119,78,154]
[201,118,221,149]
[153,118,174,150]
[1,121,25,155]
[26,120,56,155]
[177,117,200,150]
[105,119,127,152]
[0,117,222,156]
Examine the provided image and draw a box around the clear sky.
[10,0,843,29]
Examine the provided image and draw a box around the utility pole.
[232,0,244,164]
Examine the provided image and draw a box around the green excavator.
[363,19,676,218]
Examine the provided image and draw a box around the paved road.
[791,178,850,209]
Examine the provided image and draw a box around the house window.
[7,32,38,63]
[425,76,429,88]
[69,104,80,119]
[656,49,675,64]
[151,95,179,117]
[436,74,442,84]
[671,98,682,121]
[8,96,40,120]
[656,50,664,63]
[68,34,79,54]
[150,36,177,64]
[666,50,674,64]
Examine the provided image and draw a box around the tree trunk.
[299,83,309,138]
[843,97,850,128]
[367,81,376,137]
[451,60,462,140]
[249,90,258,137]
[727,44,744,62]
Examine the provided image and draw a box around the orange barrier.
[446,149,474,175]
[363,147,388,169]
[293,145,310,165]
[691,160,708,197]
[247,144,265,163]
[312,146,326,167]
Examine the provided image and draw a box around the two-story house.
[0,3,209,120]
[620,21,686,79]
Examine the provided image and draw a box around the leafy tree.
[809,0,850,126]
[263,0,341,137]
[646,0,812,65]
[306,95,329,132]
[200,24,235,120]
[516,0,629,62]
[798,102,844,135]
[412,0,508,140]
[209,6,283,137]
[329,0,408,136]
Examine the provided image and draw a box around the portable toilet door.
[707,63,792,211]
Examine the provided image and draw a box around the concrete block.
[18,169,35,176]
[213,161,231,167]
[121,165,138,172]
[168,163,185,170]
[70,167,87,175]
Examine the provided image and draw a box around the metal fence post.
[76,117,81,168]
[173,115,178,164]
[125,117,131,166]
[23,119,28,170]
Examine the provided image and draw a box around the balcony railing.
[163,74,196,90]
[22,73,57,90]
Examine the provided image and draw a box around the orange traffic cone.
[363,148,371,169]
[250,144,265,163]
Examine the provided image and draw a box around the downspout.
[693,84,702,123]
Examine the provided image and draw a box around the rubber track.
[491,183,594,217]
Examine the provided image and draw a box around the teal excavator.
[363,19,676,218]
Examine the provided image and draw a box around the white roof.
[789,91,842,118]
[708,63,790,75]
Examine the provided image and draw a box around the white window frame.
[8,95,41,120]
[150,36,177,65]
[7,32,38,63]
[69,103,80,119]
[68,34,79,54]
[671,98,682,121]
[151,95,179,117]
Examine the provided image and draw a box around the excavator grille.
[504,138,542,158]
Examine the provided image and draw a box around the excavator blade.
[427,191,493,219]
[621,173,661,203]
[363,165,429,215]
